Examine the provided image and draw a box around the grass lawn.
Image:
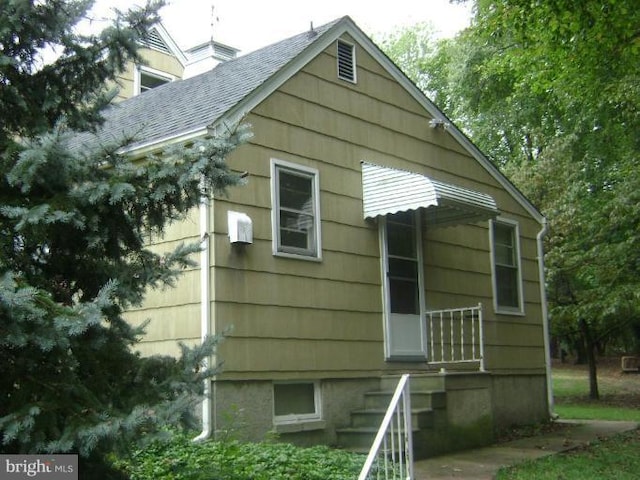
[497,429,640,480]
[553,360,640,421]
[555,403,640,421]
[496,360,640,479]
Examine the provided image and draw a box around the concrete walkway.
[413,420,638,479]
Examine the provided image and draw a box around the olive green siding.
[132,34,545,385]
[206,36,545,380]
[124,209,201,357]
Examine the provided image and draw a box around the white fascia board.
[118,126,209,158]
[213,18,353,130]
[152,23,189,67]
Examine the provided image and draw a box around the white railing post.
[428,312,434,363]
[439,311,445,365]
[358,374,414,480]
[449,310,454,362]
[403,378,414,480]
[478,302,485,372]
[459,308,464,362]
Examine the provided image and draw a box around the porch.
[361,163,499,365]
[337,305,491,461]
[336,369,494,465]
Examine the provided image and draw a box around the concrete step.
[350,407,436,429]
[336,426,416,450]
[363,390,446,410]
[380,374,445,391]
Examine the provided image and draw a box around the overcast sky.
[92,0,473,54]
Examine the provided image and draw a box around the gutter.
[193,185,213,442]
[536,217,555,418]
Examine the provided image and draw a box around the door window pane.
[389,278,419,314]
[387,212,416,258]
[387,212,419,315]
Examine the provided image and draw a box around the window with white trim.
[273,381,321,424]
[490,219,524,314]
[136,66,174,94]
[271,159,321,260]
[337,39,356,83]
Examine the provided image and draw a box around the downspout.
[193,185,213,442]
[537,217,555,418]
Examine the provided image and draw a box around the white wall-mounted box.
[228,211,253,244]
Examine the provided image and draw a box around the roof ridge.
[232,16,345,60]
[71,17,348,152]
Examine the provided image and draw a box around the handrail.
[426,303,485,372]
[358,374,413,480]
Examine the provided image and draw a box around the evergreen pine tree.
[0,1,248,475]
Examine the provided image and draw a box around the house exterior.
[93,17,552,455]
[113,23,238,101]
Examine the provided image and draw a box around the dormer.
[113,24,187,101]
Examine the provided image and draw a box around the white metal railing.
[358,374,414,480]
[426,303,485,372]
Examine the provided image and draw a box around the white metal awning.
[361,161,499,226]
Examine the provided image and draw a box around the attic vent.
[337,40,356,83]
[142,27,172,55]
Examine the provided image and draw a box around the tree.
[380,0,640,399]
[0,1,249,475]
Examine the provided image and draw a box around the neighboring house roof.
[72,16,543,224]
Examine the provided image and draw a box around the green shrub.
[113,433,365,480]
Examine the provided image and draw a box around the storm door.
[380,210,427,359]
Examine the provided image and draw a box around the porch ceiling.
[361,161,500,226]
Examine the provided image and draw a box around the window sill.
[273,250,323,262]
[274,420,326,434]
[494,308,526,317]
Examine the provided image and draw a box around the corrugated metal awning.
[361,161,499,226]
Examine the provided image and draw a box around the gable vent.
[142,27,172,55]
[337,40,356,82]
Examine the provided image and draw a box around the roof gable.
[142,24,188,66]
[77,16,542,224]
[73,18,342,153]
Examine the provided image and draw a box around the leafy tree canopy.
[0,0,249,474]
[381,0,640,398]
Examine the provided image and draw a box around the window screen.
[272,160,320,259]
[492,221,522,311]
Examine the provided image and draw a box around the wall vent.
[142,27,172,55]
[337,40,356,83]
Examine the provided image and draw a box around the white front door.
[380,211,427,359]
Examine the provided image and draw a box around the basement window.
[337,39,356,83]
[273,381,322,425]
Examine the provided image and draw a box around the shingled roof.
[73,17,344,152]
[69,15,543,224]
